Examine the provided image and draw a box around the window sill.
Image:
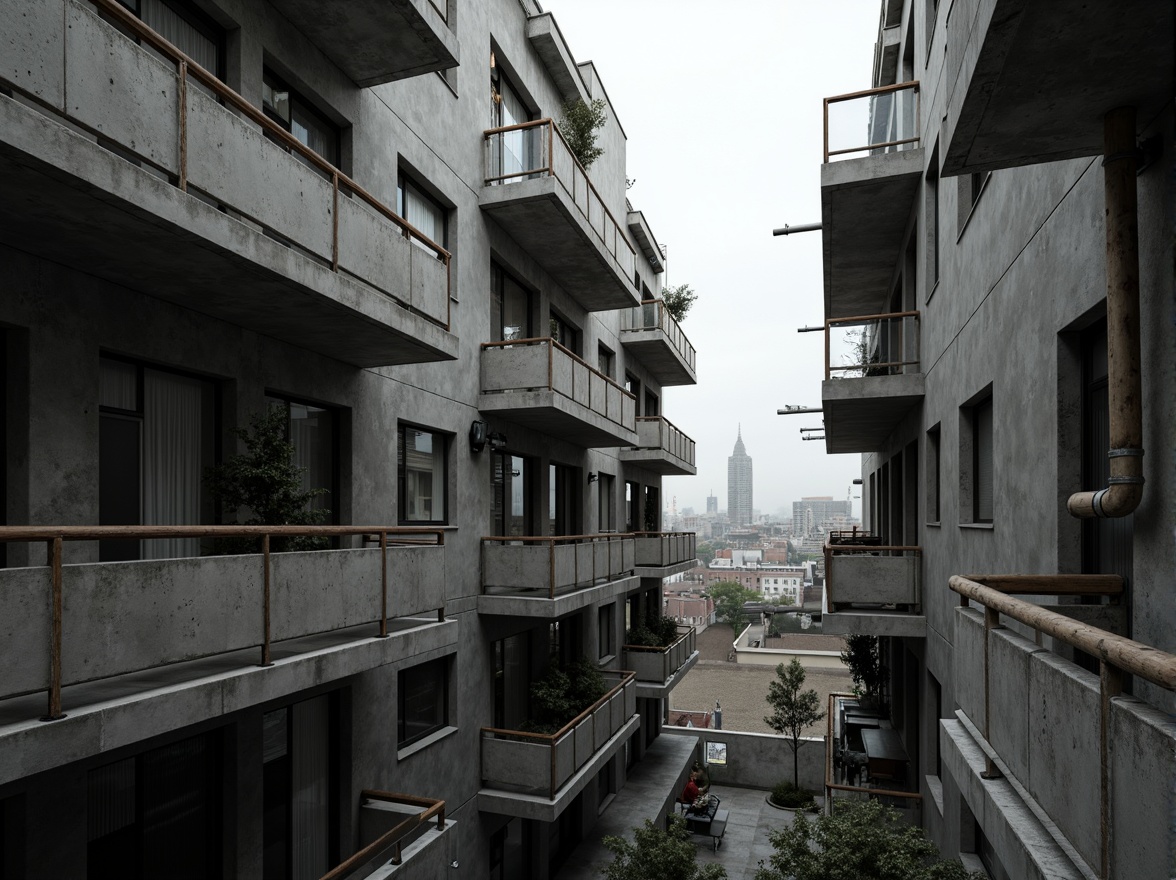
[925,774,944,815]
[926,278,940,305]
[598,654,616,667]
[958,522,994,530]
[925,521,941,528]
[397,725,457,761]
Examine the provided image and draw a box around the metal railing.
[950,573,1173,879]
[631,531,697,568]
[319,791,446,880]
[824,81,920,162]
[825,691,922,812]
[622,625,696,684]
[480,337,637,432]
[482,119,636,280]
[481,670,635,799]
[826,311,920,380]
[0,524,444,721]
[25,0,452,330]
[620,300,697,373]
[633,416,696,465]
[480,533,635,598]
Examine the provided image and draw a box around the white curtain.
[142,369,205,559]
[291,696,330,880]
[141,0,218,74]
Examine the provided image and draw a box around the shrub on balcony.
[841,634,887,707]
[557,98,607,169]
[204,408,330,553]
[527,656,607,733]
[625,615,681,648]
[662,282,697,323]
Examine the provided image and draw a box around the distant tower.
[706,492,718,515]
[727,426,753,526]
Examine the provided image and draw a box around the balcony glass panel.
[825,82,920,162]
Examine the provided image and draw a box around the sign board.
[705,741,727,766]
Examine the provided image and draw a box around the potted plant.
[526,656,607,733]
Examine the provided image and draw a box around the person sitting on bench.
[680,774,700,811]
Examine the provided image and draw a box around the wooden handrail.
[824,80,921,106]
[318,791,445,880]
[481,337,637,401]
[823,80,920,163]
[825,544,921,554]
[481,671,635,743]
[480,532,634,544]
[85,0,452,330]
[622,626,694,654]
[2,524,443,721]
[825,312,920,381]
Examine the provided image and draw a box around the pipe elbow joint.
[1067,479,1144,519]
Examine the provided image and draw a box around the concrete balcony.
[821,312,924,454]
[821,541,925,638]
[479,339,638,447]
[941,0,1172,175]
[329,792,452,879]
[0,526,449,786]
[620,417,696,476]
[821,82,923,319]
[479,535,637,618]
[266,0,458,87]
[478,671,638,822]
[480,120,640,312]
[622,626,699,700]
[633,532,697,578]
[0,0,456,368]
[947,574,1176,880]
[619,301,696,386]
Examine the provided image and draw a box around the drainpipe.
[1067,106,1145,519]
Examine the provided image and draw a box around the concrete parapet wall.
[661,726,826,793]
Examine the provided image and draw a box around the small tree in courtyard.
[764,659,825,794]
[707,580,761,638]
[601,815,727,880]
[754,798,983,880]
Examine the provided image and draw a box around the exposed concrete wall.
[661,727,826,794]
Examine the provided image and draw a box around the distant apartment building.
[726,428,753,526]
[791,496,851,538]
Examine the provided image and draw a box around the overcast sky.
[546,0,879,518]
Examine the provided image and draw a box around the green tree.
[558,97,607,169]
[602,816,727,880]
[754,799,982,880]
[661,283,697,322]
[707,580,761,637]
[204,408,329,552]
[695,541,716,566]
[841,634,887,703]
[763,659,825,791]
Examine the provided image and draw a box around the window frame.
[397,424,449,526]
[958,388,994,527]
[265,393,340,525]
[261,67,341,167]
[397,657,451,749]
[490,262,533,343]
[397,169,449,249]
[117,0,225,79]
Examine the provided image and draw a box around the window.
[624,373,641,412]
[493,633,530,730]
[398,658,450,747]
[926,424,941,524]
[266,395,337,523]
[597,343,615,379]
[925,144,939,295]
[263,694,339,880]
[549,312,580,356]
[490,263,531,342]
[88,731,222,879]
[491,452,532,536]
[262,68,340,166]
[959,390,993,525]
[643,486,660,532]
[118,0,223,77]
[956,170,990,233]
[489,55,537,181]
[398,426,447,524]
[597,473,615,532]
[397,170,447,248]
[643,388,659,417]
[549,463,580,536]
[624,481,640,533]
[598,603,615,659]
[99,357,216,561]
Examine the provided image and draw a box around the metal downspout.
[1067,107,1145,519]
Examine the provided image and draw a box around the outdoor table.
[862,728,909,784]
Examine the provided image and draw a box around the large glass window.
[549,312,580,356]
[489,58,537,181]
[398,658,449,747]
[549,463,580,536]
[398,426,447,524]
[973,398,993,523]
[99,357,216,561]
[490,263,531,342]
[262,69,340,167]
[266,396,337,523]
[597,473,615,532]
[397,172,447,248]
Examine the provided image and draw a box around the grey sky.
[546,0,878,518]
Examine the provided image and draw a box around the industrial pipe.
[772,222,822,236]
[1067,107,1145,519]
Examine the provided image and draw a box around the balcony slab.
[821,147,923,319]
[478,575,639,619]
[478,389,637,447]
[942,0,1173,176]
[822,373,925,454]
[634,650,699,701]
[267,0,459,87]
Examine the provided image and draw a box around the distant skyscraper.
[706,493,718,515]
[727,427,753,526]
[792,496,851,538]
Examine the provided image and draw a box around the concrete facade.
[0,1,698,877]
[815,2,1175,878]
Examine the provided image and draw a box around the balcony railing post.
[1100,660,1122,880]
[177,59,187,192]
[42,536,64,721]
[261,533,273,667]
[379,530,389,638]
[549,539,556,600]
[981,605,1001,779]
[331,170,340,271]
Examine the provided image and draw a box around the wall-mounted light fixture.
[470,421,508,453]
[587,472,599,483]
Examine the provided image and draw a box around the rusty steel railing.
[950,573,1174,879]
[318,791,445,880]
[825,691,922,812]
[621,300,697,373]
[481,670,635,800]
[826,311,921,380]
[482,118,636,280]
[480,533,634,598]
[824,81,921,162]
[0,524,444,722]
[60,0,452,330]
